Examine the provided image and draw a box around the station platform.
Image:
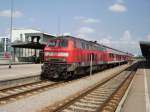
[121,62,150,112]
[0,64,42,81]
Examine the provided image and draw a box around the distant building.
[0,36,9,52]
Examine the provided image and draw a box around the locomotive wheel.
[40,73,47,80]
[61,72,69,80]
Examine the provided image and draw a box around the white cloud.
[77,34,87,39]
[76,34,97,41]
[99,30,140,55]
[109,3,127,13]
[75,16,99,24]
[0,9,23,18]
[83,18,99,24]
[117,0,124,3]
[29,17,36,22]
[145,34,150,40]
[78,27,95,34]
[63,32,71,36]
[100,38,111,45]
[121,30,131,41]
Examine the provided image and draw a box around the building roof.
[25,32,55,38]
[11,41,46,49]
[11,32,55,49]
[140,41,150,59]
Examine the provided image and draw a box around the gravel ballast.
[0,64,129,112]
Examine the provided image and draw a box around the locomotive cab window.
[47,39,68,48]
[59,39,68,47]
[47,40,57,47]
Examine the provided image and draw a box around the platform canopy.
[11,41,46,49]
[140,41,150,60]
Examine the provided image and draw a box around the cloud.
[75,16,99,24]
[100,38,111,45]
[117,0,124,3]
[76,34,87,39]
[109,3,127,13]
[99,30,140,55]
[145,34,150,40]
[29,17,36,22]
[78,27,95,34]
[63,32,71,36]
[0,9,23,18]
[121,30,131,41]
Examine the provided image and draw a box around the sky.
[0,0,150,55]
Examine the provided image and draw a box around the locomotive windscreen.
[47,39,68,48]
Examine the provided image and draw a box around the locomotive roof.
[57,36,131,56]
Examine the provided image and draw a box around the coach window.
[81,42,85,49]
[112,54,114,58]
[75,40,80,48]
[98,46,101,51]
[91,45,94,50]
[73,40,76,48]
[86,44,89,49]
[109,54,111,58]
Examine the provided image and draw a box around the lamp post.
[9,0,13,68]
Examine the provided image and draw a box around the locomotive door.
[89,53,96,65]
[39,50,44,63]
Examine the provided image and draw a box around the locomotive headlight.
[45,52,54,56]
[58,52,69,57]
[45,52,69,57]
[45,52,50,56]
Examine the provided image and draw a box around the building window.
[20,34,23,41]
[28,36,32,42]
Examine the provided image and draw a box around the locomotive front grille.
[41,60,68,79]
[47,58,65,62]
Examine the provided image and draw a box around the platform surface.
[122,62,150,112]
[0,64,42,81]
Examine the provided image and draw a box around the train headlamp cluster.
[45,52,69,57]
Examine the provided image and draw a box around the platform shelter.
[140,41,150,63]
[11,33,55,63]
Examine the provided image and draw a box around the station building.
[10,28,55,63]
[0,36,9,52]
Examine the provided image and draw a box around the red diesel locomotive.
[41,36,132,79]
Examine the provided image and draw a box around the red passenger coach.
[41,36,132,79]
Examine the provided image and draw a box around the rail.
[41,62,138,112]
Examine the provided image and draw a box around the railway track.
[0,63,132,108]
[42,63,138,112]
[0,75,41,90]
[0,80,63,105]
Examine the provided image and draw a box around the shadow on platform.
[138,61,150,69]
